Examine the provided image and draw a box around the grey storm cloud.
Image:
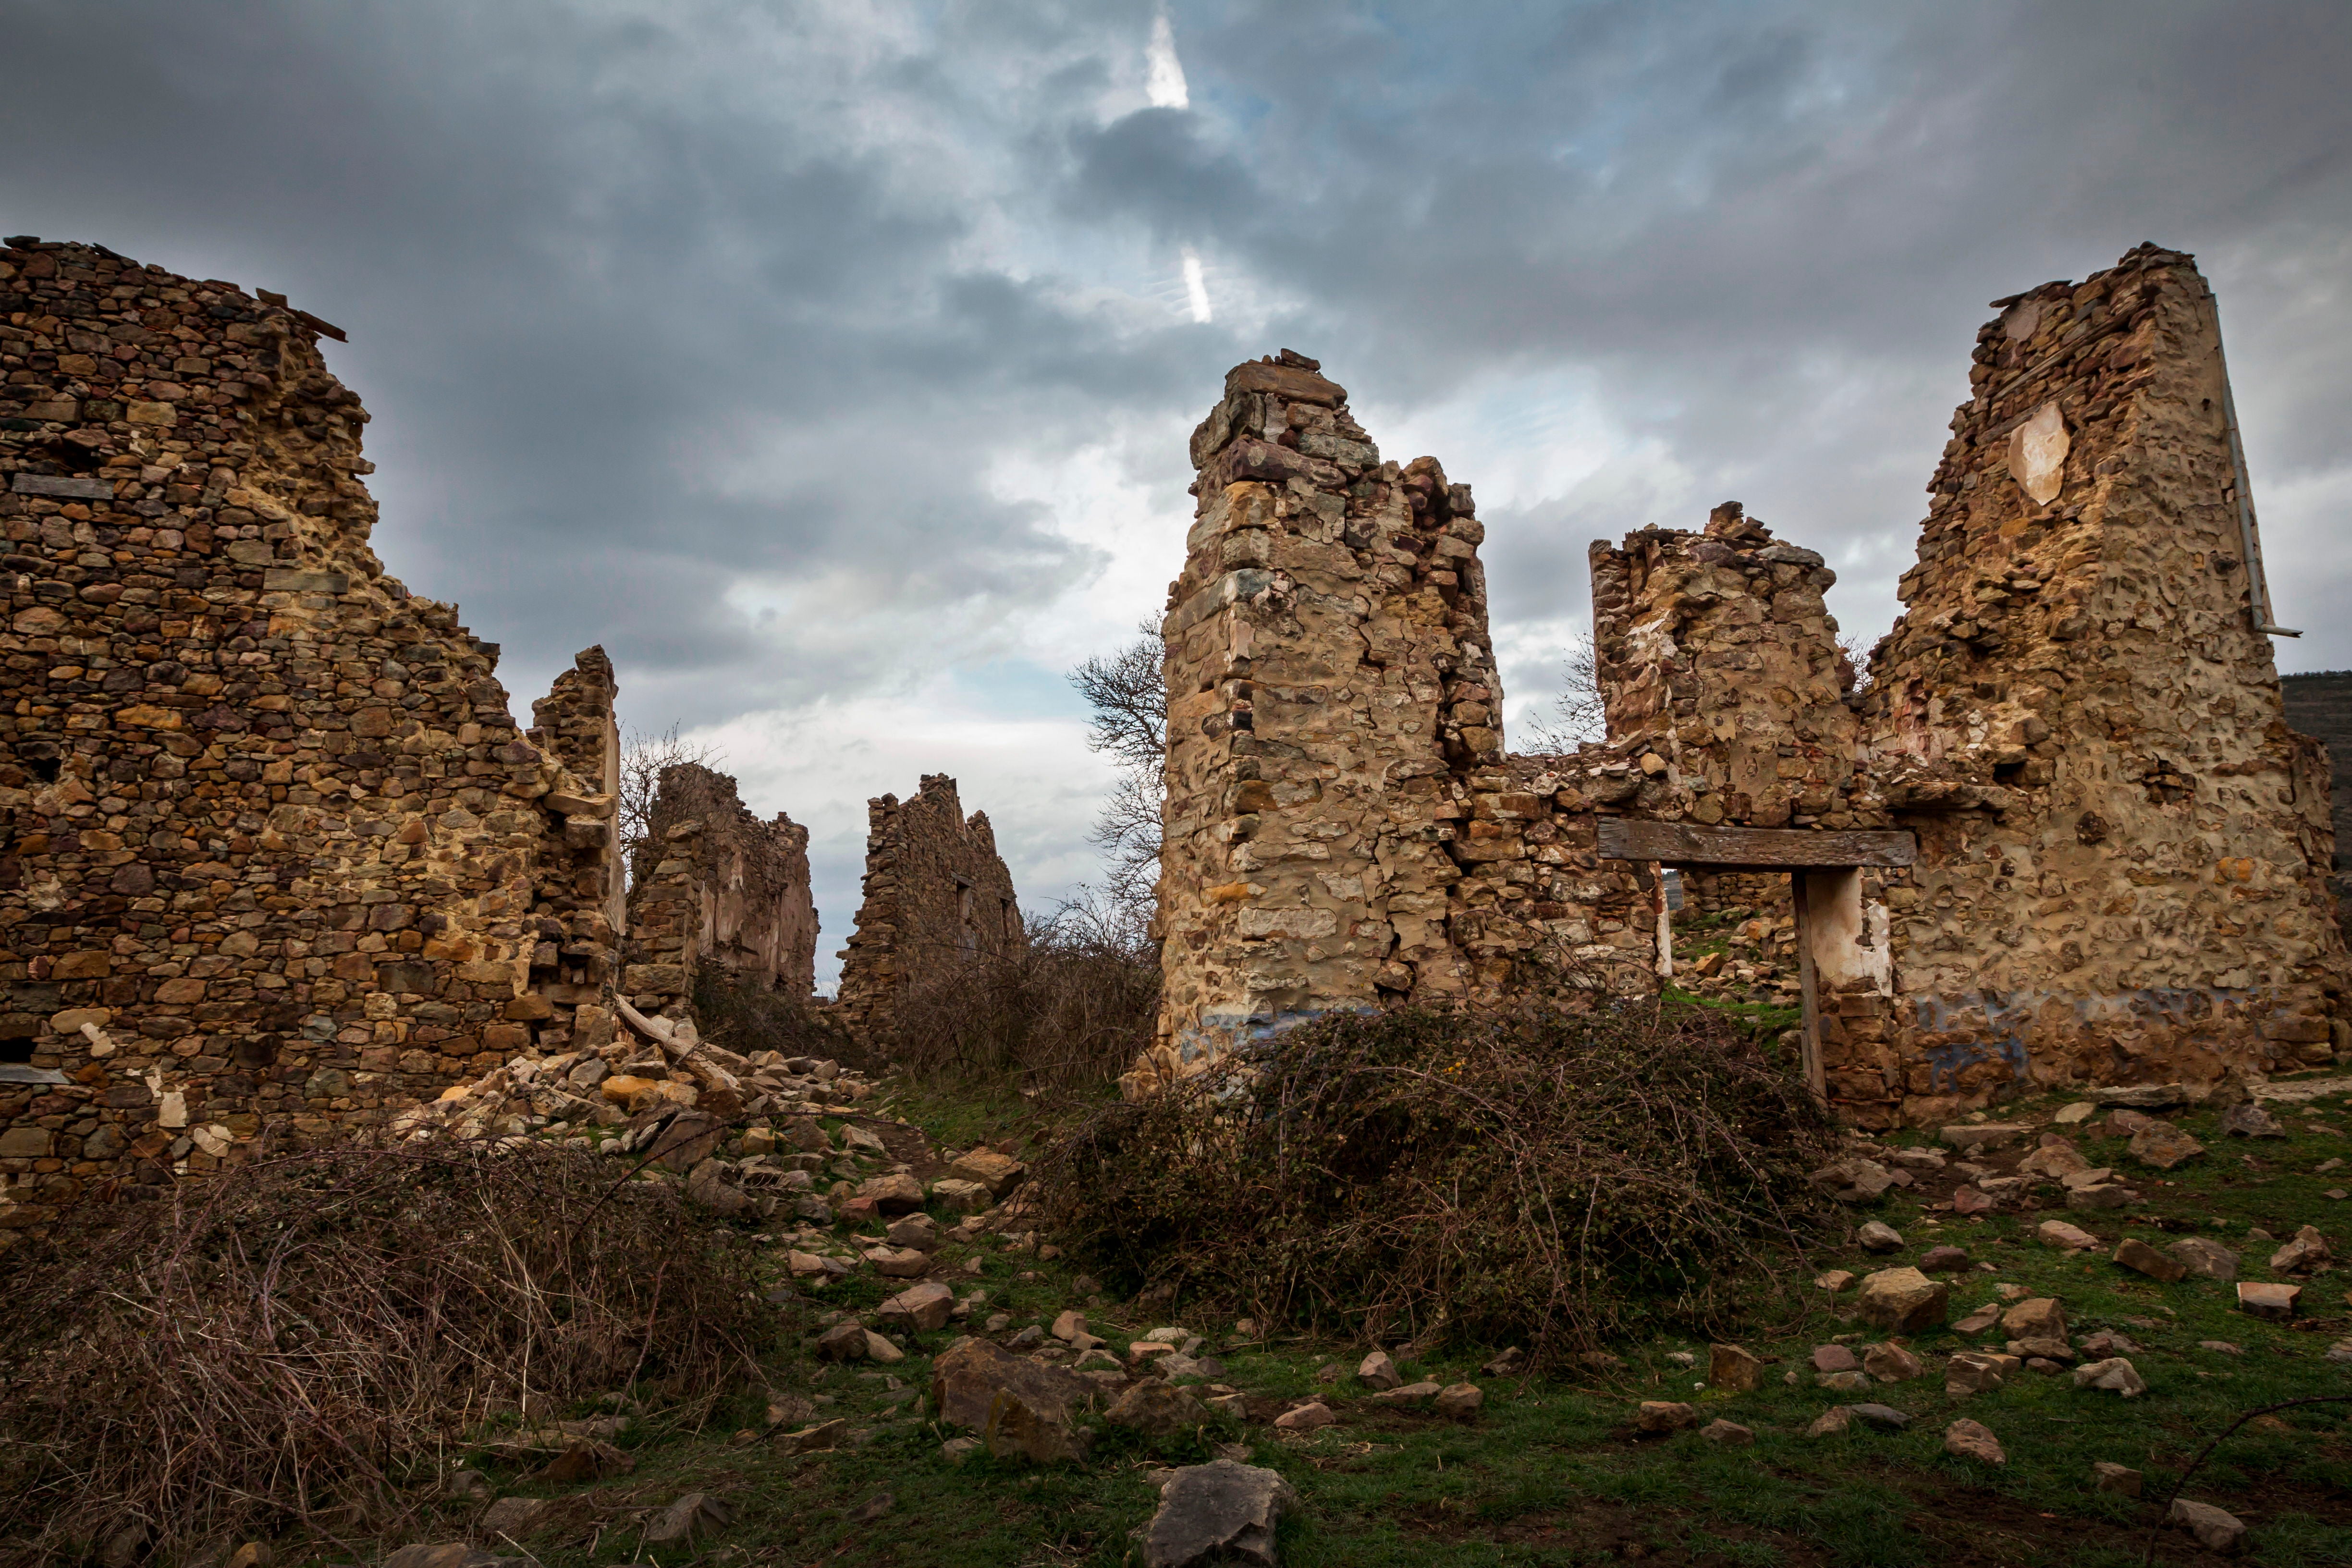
[5,0,2349,974]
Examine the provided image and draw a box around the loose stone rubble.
[1136,245,2350,1114]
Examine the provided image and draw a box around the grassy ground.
[332,1077,2352,1567]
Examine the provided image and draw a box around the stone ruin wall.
[0,239,625,1226]
[623,761,818,1016]
[834,773,1021,1047]
[2280,673,2352,944]
[1138,353,1662,1094]
[1848,244,2349,1116]
[1143,244,2348,1114]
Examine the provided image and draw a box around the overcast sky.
[7,1,2349,986]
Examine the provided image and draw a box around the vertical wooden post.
[1792,870,1826,1104]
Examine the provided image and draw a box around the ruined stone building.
[0,238,640,1221]
[1139,245,2348,1120]
[622,761,818,1011]
[834,774,1022,1044]
[2282,672,2352,939]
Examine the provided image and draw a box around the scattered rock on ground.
[857,1171,928,1213]
[1811,1345,1859,1373]
[2270,1225,2331,1273]
[642,1494,733,1547]
[1433,1383,1483,1420]
[1108,1382,1211,1440]
[2113,1237,2187,1283]
[2071,1358,2147,1397]
[2092,1460,2142,1496]
[2168,1498,2247,1554]
[2237,1281,2301,1321]
[1857,1220,1904,1252]
[2168,1236,2240,1280]
[1708,1343,1763,1393]
[1863,1343,1923,1383]
[478,1498,547,1537]
[2220,1102,2286,1139]
[1273,1402,1336,1433]
[1857,1268,1948,1334]
[1701,1419,1753,1447]
[2001,1297,2066,1341]
[948,1148,1027,1197]
[1848,1404,1912,1431]
[1944,1418,2005,1465]
[1635,1401,1700,1434]
[879,1280,956,1332]
[2054,1102,2095,1124]
[1142,1458,1298,1568]
[2128,1121,2205,1171]
[1940,1124,2030,1152]
[2036,1220,2100,1251]
[1919,1245,1969,1272]
[931,1338,1097,1463]
[1815,1270,1856,1293]
[1806,1406,1852,1437]
[1358,1350,1402,1390]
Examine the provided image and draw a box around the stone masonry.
[834,774,1021,1046]
[623,761,818,1013]
[0,238,622,1225]
[1142,245,2346,1114]
[1140,353,1659,1094]
[2281,672,2352,943]
[1589,503,1878,833]
[1856,243,2348,1114]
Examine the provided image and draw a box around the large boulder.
[1856,1268,1948,1334]
[1143,1459,1298,1568]
[930,1337,1097,1463]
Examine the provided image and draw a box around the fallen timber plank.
[1596,818,1916,869]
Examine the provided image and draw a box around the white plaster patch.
[2009,402,2069,506]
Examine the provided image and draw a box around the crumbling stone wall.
[1143,248,2345,1114]
[1590,505,1876,831]
[2281,672,2352,943]
[1858,244,2347,1112]
[834,773,1019,1044]
[1140,353,1658,1094]
[0,239,619,1225]
[623,761,817,1014]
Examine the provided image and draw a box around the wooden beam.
[1597,817,1915,869]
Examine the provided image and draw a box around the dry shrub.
[884,898,1158,1093]
[0,1140,771,1562]
[1031,996,1840,1362]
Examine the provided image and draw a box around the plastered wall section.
[1859,243,2349,1116]
[0,239,618,1224]
[833,773,1020,1044]
[624,761,818,1011]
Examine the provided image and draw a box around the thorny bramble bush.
[1031,994,1841,1365]
[0,1139,771,1563]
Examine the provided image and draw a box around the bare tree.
[617,723,722,885]
[1838,634,1875,694]
[1069,623,1167,934]
[1520,631,1606,752]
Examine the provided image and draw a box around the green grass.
[282,1079,2352,1567]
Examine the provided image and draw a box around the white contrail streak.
[1146,12,1189,109]
[1181,248,1212,323]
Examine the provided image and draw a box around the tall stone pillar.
[1141,352,1501,1090]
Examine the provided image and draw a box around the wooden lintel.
[1596,817,1916,869]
